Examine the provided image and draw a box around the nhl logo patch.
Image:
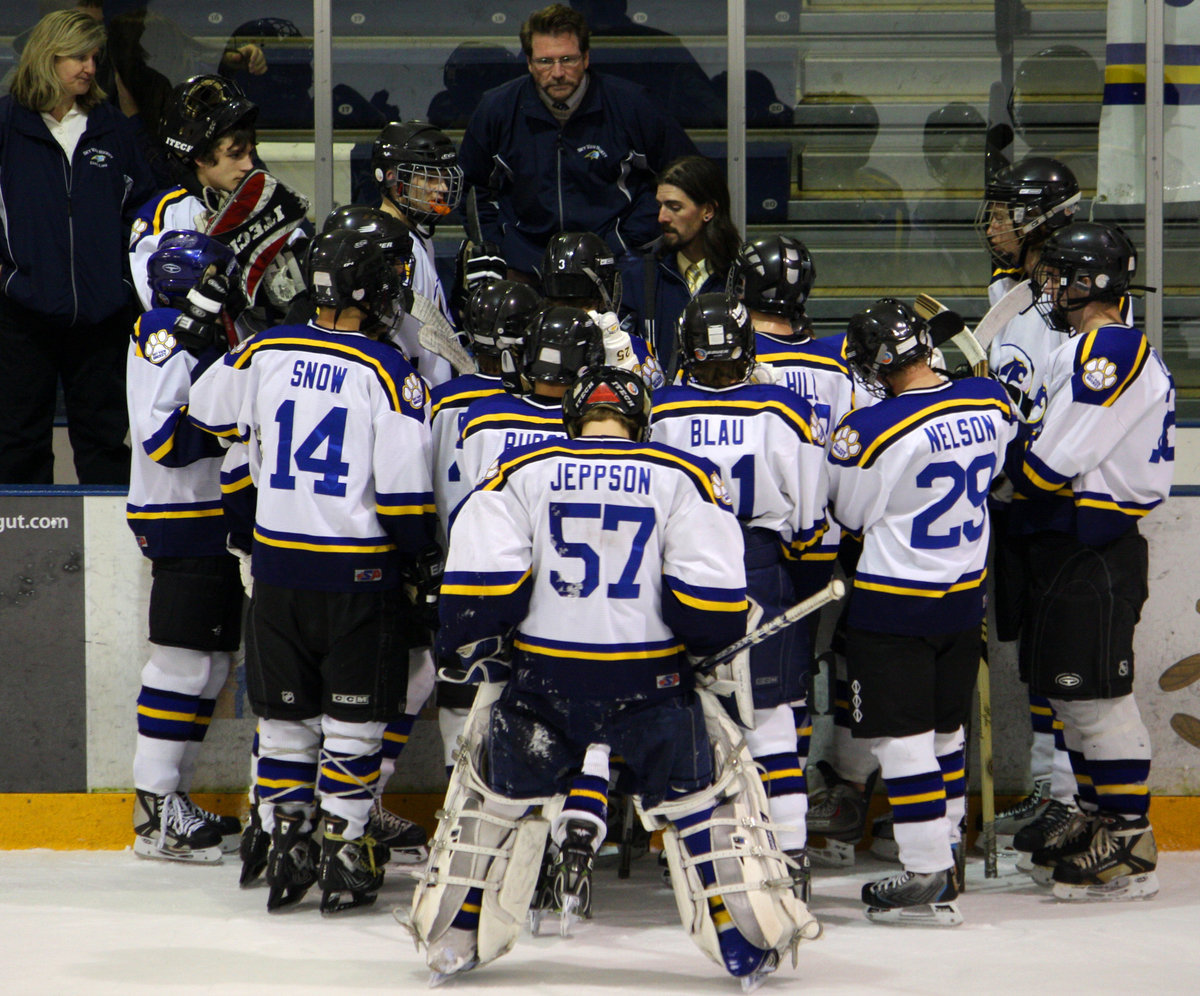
[1082,357,1118,392]
[144,329,176,365]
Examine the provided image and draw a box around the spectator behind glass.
[0,9,155,484]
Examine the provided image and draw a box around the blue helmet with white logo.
[146,230,239,309]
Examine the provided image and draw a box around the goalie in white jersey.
[188,230,438,915]
[1003,222,1172,901]
[827,299,1016,925]
[414,367,818,987]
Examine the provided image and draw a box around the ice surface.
[3,848,1198,994]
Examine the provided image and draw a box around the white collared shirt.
[41,104,88,161]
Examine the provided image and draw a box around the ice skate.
[527,841,559,935]
[239,804,270,886]
[976,777,1049,853]
[784,847,811,904]
[1051,813,1159,902]
[318,815,389,914]
[869,811,899,862]
[1019,803,1093,885]
[862,868,962,926]
[180,793,242,854]
[807,763,875,866]
[367,799,428,865]
[551,820,596,936]
[265,810,319,911]
[132,789,223,864]
[427,927,479,987]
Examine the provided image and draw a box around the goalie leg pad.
[641,692,820,977]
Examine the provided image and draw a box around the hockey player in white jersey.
[412,366,817,987]
[539,230,665,389]
[126,231,247,864]
[827,299,1016,925]
[650,293,829,900]
[188,230,438,914]
[1004,222,1172,901]
[455,305,605,497]
[976,158,1083,842]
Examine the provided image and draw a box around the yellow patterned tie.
[685,260,706,296]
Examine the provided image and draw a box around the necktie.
[685,261,705,296]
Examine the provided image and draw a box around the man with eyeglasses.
[459,3,696,281]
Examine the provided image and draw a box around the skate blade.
[429,961,477,988]
[527,907,550,936]
[1052,871,1159,902]
[218,836,242,855]
[239,858,267,887]
[266,884,311,911]
[320,889,379,915]
[739,951,779,993]
[1027,864,1056,887]
[808,838,856,867]
[558,895,583,937]
[133,837,223,864]
[865,901,963,927]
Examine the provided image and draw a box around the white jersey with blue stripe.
[457,391,569,494]
[429,371,505,531]
[187,321,437,592]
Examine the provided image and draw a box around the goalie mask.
[161,75,258,169]
[730,235,816,323]
[563,366,653,442]
[539,232,621,311]
[846,298,933,397]
[371,120,464,233]
[321,205,416,312]
[305,230,403,335]
[147,230,239,310]
[513,305,605,391]
[976,156,1080,269]
[677,293,755,384]
[1031,221,1137,334]
[464,279,543,358]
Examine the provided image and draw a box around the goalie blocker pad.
[639,691,820,972]
[204,169,310,305]
[408,683,554,971]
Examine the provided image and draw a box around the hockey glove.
[438,634,512,684]
[402,542,444,631]
[173,269,232,356]
[453,239,506,315]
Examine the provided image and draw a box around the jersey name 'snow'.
[429,372,505,530]
[828,376,1016,635]
[457,391,568,497]
[125,308,228,558]
[440,437,748,702]
[650,380,828,555]
[186,322,436,591]
[1012,322,1174,546]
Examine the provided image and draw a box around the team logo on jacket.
[578,144,608,161]
[402,372,426,410]
[144,329,177,364]
[1082,357,1118,392]
[710,471,732,507]
[81,147,112,168]
[354,568,383,582]
[830,425,861,460]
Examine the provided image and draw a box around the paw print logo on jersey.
[639,354,665,389]
[402,372,426,410]
[144,329,177,365]
[1082,357,1118,393]
[710,471,732,508]
[830,425,861,460]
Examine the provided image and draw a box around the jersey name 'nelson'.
[924,414,999,453]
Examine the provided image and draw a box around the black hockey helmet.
[160,75,258,168]
[304,229,403,334]
[1031,221,1137,333]
[147,230,239,310]
[371,120,463,231]
[463,279,543,358]
[563,366,653,442]
[923,102,986,187]
[676,292,756,383]
[976,156,1080,268]
[515,305,605,389]
[845,298,933,397]
[730,235,816,321]
[539,231,621,310]
[321,205,416,308]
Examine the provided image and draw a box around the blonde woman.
[0,8,154,484]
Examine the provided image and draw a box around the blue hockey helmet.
[146,230,239,309]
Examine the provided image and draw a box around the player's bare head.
[1032,221,1137,334]
[976,157,1080,270]
[731,235,815,327]
[563,365,652,441]
[305,230,403,338]
[372,120,463,234]
[846,298,933,397]
[677,293,755,387]
[539,231,620,312]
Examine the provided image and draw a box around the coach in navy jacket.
[0,10,154,484]
[458,4,696,278]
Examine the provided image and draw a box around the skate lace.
[872,870,913,893]
[1071,822,1118,872]
[372,800,415,834]
[996,780,1049,821]
[161,792,209,844]
[1034,800,1075,841]
[181,793,229,827]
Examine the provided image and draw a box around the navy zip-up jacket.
[459,71,696,275]
[0,97,154,326]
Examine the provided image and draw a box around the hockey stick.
[978,620,998,878]
[410,291,478,375]
[914,295,988,376]
[696,579,845,673]
[973,278,1034,352]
